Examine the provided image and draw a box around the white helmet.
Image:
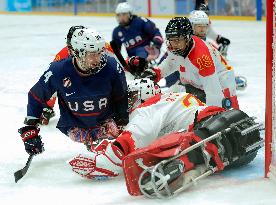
[189,10,209,25]
[127,78,161,110]
[115,2,133,14]
[69,27,107,75]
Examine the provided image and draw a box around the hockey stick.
[110,40,129,70]
[110,40,151,80]
[14,154,34,183]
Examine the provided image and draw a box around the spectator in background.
[195,0,209,10]
[225,0,256,16]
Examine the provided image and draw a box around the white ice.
[0,14,275,205]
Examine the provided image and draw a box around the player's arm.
[142,18,163,48]
[111,62,129,126]
[26,65,58,123]
[208,25,230,45]
[140,54,176,82]
[207,25,230,57]
[112,28,123,52]
[19,64,58,155]
[141,18,163,61]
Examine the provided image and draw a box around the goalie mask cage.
[266,0,276,180]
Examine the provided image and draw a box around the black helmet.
[165,17,193,56]
[165,17,193,40]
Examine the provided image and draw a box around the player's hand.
[140,68,157,81]
[127,56,147,75]
[145,45,160,61]
[40,107,55,125]
[18,126,44,155]
[216,35,230,46]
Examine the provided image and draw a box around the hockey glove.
[128,56,148,75]
[217,35,230,57]
[40,107,55,125]
[18,126,44,155]
[68,141,124,180]
[216,35,230,46]
[140,68,157,81]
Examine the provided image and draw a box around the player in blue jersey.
[112,2,163,62]
[18,27,129,156]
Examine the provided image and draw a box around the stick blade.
[14,169,25,183]
[14,155,33,183]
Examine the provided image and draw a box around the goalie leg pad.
[123,130,225,198]
[193,109,262,167]
[123,131,201,196]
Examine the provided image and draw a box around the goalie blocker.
[123,109,263,198]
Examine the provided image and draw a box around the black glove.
[18,126,44,155]
[127,56,148,75]
[140,68,157,81]
[216,35,230,46]
[216,36,230,57]
[40,107,55,125]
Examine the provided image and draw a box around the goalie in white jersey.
[140,17,239,109]
[68,79,262,197]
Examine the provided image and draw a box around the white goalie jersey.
[125,92,207,148]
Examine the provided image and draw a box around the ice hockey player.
[139,17,239,109]
[112,2,163,62]
[41,25,122,125]
[68,78,262,193]
[18,27,129,156]
[196,3,231,57]
[189,10,247,91]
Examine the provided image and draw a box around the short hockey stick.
[110,40,129,69]
[14,154,34,183]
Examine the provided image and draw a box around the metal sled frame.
[138,117,264,199]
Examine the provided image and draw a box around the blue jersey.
[112,15,163,58]
[27,56,128,134]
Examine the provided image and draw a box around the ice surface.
[0,14,275,205]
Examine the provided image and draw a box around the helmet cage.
[127,78,161,111]
[73,49,107,75]
[70,28,107,75]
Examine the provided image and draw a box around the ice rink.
[0,14,276,205]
